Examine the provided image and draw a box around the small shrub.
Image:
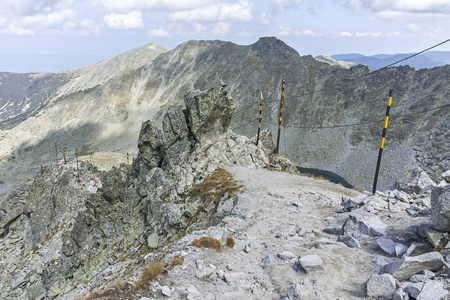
[192,236,222,251]
[225,237,235,248]
[167,255,184,270]
[134,261,164,290]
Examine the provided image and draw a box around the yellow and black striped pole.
[89,154,92,170]
[274,80,286,154]
[127,152,129,165]
[55,143,58,162]
[63,148,66,164]
[75,149,79,172]
[256,91,264,146]
[372,89,393,194]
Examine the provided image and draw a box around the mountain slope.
[1,38,449,200]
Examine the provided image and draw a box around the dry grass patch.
[192,236,222,251]
[225,237,235,248]
[167,255,184,270]
[82,282,128,300]
[190,168,244,204]
[134,261,164,290]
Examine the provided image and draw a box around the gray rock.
[431,186,450,231]
[323,217,349,235]
[244,244,252,253]
[442,170,450,183]
[161,286,171,297]
[346,208,386,237]
[395,243,408,257]
[262,255,271,268]
[147,232,159,249]
[410,270,435,283]
[416,280,449,300]
[405,282,424,298]
[337,234,361,248]
[299,254,323,273]
[392,288,405,300]
[277,251,296,261]
[371,255,388,267]
[361,274,396,298]
[379,251,444,281]
[377,237,396,256]
[396,167,436,194]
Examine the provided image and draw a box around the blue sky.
[1,0,450,60]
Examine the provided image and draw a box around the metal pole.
[373,89,393,194]
[55,143,58,162]
[64,148,66,164]
[256,91,264,146]
[274,80,286,154]
[76,149,79,172]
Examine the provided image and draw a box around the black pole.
[64,148,66,164]
[55,143,58,162]
[274,80,286,154]
[373,89,393,194]
[256,91,264,146]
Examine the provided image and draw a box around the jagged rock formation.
[1,37,449,200]
[0,86,293,299]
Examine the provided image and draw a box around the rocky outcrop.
[431,186,450,231]
[0,85,296,299]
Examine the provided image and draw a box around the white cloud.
[260,13,271,24]
[355,31,382,37]
[339,0,450,19]
[148,27,170,37]
[21,9,73,27]
[104,11,143,30]
[294,29,322,37]
[0,24,34,35]
[339,31,353,37]
[192,22,208,34]
[170,0,254,22]
[407,23,419,31]
[276,26,321,37]
[101,0,220,13]
[272,0,303,11]
[212,22,230,35]
[79,19,101,35]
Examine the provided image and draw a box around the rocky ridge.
[1,37,449,200]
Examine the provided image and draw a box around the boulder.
[416,280,449,300]
[298,254,323,273]
[344,208,386,237]
[323,217,349,235]
[430,186,450,231]
[361,274,396,299]
[379,251,444,281]
[395,167,436,194]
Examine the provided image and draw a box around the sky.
[1,0,450,70]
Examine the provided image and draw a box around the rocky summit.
[1,84,450,300]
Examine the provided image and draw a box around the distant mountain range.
[331,51,450,70]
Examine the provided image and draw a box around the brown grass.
[167,255,184,270]
[225,237,235,248]
[134,261,164,290]
[190,168,244,205]
[192,236,222,251]
[82,282,128,300]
